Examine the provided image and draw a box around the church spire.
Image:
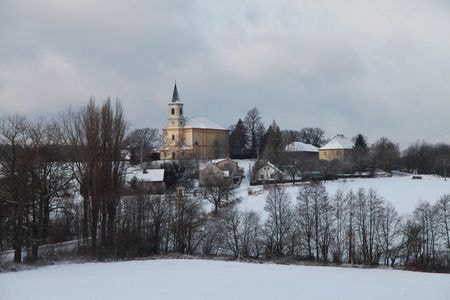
[172,82,180,102]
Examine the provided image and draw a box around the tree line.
[229,107,450,177]
[259,184,450,272]
[101,182,450,273]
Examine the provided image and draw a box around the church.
[158,84,229,160]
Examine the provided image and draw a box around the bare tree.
[220,207,242,257]
[169,190,203,254]
[281,130,302,146]
[240,211,262,258]
[295,183,315,259]
[370,137,400,173]
[125,128,160,166]
[0,114,29,262]
[345,190,356,264]
[264,186,292,258]
[298,127,325,147]
[331,190,347,264]
[62,98,127,256]
[435,195,450,266]
[413,201,439,268]
[244,107,264,157]
[202,164,233,213]
[377,201,402,266]
[27,118,74,261]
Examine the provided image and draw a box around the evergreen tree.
[353,133,368,149]
[262,121,283,163]
[352,133,370,173]
[229,119,247,158]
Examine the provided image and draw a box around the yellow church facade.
[159,84,229,160]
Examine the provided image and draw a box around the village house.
[319,134,354,161]
[255,161,284,181]
[199,158,242,185]
[283,141,319,160]
[158,84,229,160]
[199,162,232,186]
[127,168,165,194]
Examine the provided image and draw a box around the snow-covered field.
[0,259,449,300]
[235,160,450,218]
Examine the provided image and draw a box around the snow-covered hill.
[0,259,449,300]
[235,160,450,217]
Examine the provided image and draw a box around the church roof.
[320,134,354,150]
[285,141,319,153]
[183,116,227,130]
[172,83,180,102]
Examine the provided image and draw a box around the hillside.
[235,160,450,218]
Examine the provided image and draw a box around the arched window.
[180,108,183,115]
[171,108,175,115]
[172,134,175,140]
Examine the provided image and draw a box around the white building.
[256,161,283,181]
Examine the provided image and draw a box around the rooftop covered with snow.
[127,168,165,182]
[320,134,354,150]
[183,116,227,130]
[285,142,319,153]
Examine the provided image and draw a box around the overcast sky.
[1,0,449,148]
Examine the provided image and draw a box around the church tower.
[163,83,185,159]
[167,82,184,128]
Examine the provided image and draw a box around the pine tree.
[353,133,368,149]
[353,133,369,174]
[262,121,283,163]
[229,119,247,158]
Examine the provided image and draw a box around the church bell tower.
[168,82,184,128]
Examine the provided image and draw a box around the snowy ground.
[235,160,450,218]
[0,259,449,300]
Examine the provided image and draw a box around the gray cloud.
[1,0,450,148]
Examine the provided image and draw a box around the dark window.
[172,135,175,140]
[172,152,175,159]
[171,108,175,115]
[180,108,183,115]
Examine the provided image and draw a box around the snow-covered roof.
[320,135,354,150]
[199,162,216,171]
[127,169,165,182]
[210,158,236,165]
[285,142,319,153]
[259,161,283,174]
[210,158,227,164]
[183,116,227,130]
[121,150,131,161]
